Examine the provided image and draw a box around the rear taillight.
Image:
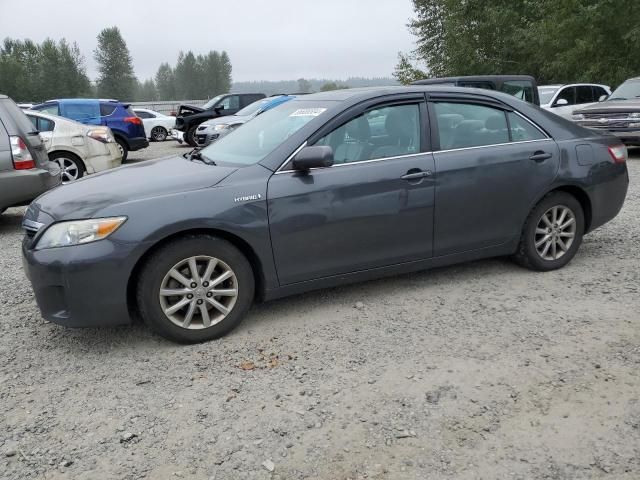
[608,144,627,164]
[124,116,142,125]
[87,127,115,143]
[10,136,36,170]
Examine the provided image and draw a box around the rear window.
[124,106,137,116]
[100,104,117,116]
[0,98,36,134]
[501,81,535,103]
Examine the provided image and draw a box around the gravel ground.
[1,145,639,480]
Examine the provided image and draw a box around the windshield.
[199,101,332,166]
[202,95,225,110]
[609,80,640,100]
[235,98,270,117]
[538,87,559,105]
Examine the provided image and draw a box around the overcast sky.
[0,0,416,82]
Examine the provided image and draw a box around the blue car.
[31,99,148,161]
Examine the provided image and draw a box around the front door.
[268,100,435,285]
[430,99,560,256]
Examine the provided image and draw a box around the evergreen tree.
[218,51,232,94]
[174,51,199,99]
[155,62,175,100]
[94,26,137,100]
[136,78,158,101]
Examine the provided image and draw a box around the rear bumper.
[85,144,122,174]
[587,163,629,232]
[22,237,146,328]
[578,125,640,146]
[0,166,60,210]
[128,137,149,151]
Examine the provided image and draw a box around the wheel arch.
[126,227,267,321]
[112,132,130,148]
[48,149,87,172]
[531,184,593,233]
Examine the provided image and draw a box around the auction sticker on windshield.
[289,108,327,117]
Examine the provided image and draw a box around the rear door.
[268,95,436,285]
[429,95,559,257]
[60,100,101,125]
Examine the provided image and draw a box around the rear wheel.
[150,126,168,142]
[136,235,255,343]
[514,192,584,271]
[49,151,84,184]
[115,137,129,162]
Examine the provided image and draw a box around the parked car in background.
[0,94,60,215]
[572,77,640,146]
[412,75,540,105]
[195,95,295,147]
[18,103,34,110]
[133,108,176,142]
[25,111,122,184]
[30,99,148,161]
[22,86,628,343]
[175,93,266,147]
[538,84,611,120]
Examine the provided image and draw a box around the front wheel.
[150,126,168,142]
[514,192,584,271]
[136,235,255,343]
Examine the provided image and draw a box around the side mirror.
[599,94,609,102]
[214,105,225,113]
[292,146,334,171]
[554,98,569,107]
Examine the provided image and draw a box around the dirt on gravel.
[1,145,638,480]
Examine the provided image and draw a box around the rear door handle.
[530,151,552,162]
[401,170,432,181]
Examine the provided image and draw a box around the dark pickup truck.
[412,75,540,106]
[572,77,640,146]
[175,93,265,146]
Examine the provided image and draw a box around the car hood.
[200,115,252,127]
[28,156,237,220]
[575,99,640,114]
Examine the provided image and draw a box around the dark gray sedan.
[22,86,629,343]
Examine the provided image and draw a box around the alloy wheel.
[151,127,167,141]
[53,157,80,184]
[534,205,576,261]
[159,255,238,330]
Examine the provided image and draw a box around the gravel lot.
[1,144,639,480]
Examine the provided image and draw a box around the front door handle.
[530,151,552,162]
[401,169,432,181]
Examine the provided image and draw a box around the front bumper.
[128,136,149,151]
[22,237,147,328]
[195,131,221,147]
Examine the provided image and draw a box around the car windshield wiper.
[184,149,216,165]
[608,97,627,101]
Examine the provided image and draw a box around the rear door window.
[135,110,153,119]
[434,102,509,150]
[62,102,100,123]
[593,86,609,101]
[576,86,595,104]
[507,112,546,142]
[34,103,60,116]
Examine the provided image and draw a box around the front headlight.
[213,124,229,131]
[572,114,585,121]
[36,217,127,249]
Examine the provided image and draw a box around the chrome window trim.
[274,151,431,174]
[510,111,550,139]
[437,138,551,154]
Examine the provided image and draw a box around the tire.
[49,151,85,184]
[185,126,198,147]
[150,126,168,142]
[513,192,584,271]
[136,235,255,343]
[115,137,129,162]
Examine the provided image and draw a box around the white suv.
[538,84,611,120]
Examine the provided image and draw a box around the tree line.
[0,26,234,103]
[395,0,640,88]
